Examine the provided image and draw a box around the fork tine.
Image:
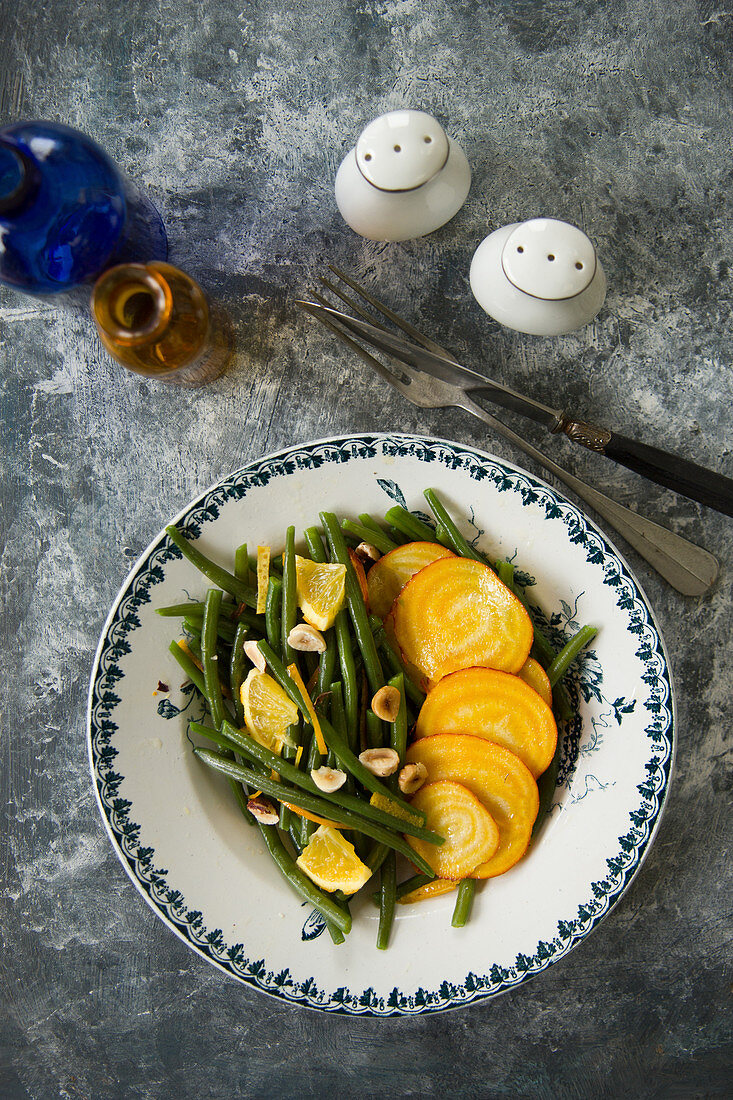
[327,265,456,360]
[297,301,414,399]
[318,276,382,329]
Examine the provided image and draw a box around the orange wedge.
[241,668,298,754]
[295,555,346,630]
[296,825,371,895]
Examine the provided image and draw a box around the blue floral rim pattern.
[87,434,674,1016]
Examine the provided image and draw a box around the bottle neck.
[0,142,40,215]
[92,263,173,346]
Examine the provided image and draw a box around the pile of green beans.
[159,490,596,946]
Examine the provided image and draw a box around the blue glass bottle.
[0,121,167,297]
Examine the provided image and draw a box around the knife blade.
[300,301,733,517]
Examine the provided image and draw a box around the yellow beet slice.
[406,734,539,878]
[393,556,533,686]
[398,879,457,904]
[367,541,455,620]
[415,666,557,778]
[404,780,500,881]
[518,656,553,707]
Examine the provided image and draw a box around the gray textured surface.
[1,1,732,1096]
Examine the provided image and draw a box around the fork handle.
[460,394,718,596]
[557,417,733,518]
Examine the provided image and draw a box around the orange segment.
[295,825,371,895]
[241,668,298,754]
[393,556,533,686]
[366,541,455,620]
[404,780,500,881]
[406,734,539,879]
[415,666,557,778]
[294,555,346,630]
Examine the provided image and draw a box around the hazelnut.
[287,623,327,653]
[371,685,402,723]
[355,541,381,564]
[246,795,279,824]
[243,640,266,672]
[311,766,347,793]
[398,762,428,795]
[358,747,400,777]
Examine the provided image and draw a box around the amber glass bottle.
[91,262,232,386]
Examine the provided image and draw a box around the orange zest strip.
[287,661,327,755]
[177,639,230,697]
[283,803,346,830]
[256,545,271,615]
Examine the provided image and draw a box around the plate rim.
[87,431,676,1016]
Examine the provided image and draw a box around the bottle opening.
[0,144,36,215]
[92,263,172,346]
[113,287,159,332]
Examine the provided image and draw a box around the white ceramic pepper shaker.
[335,109,471,241]
[469,217,606,335]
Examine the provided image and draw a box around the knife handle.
[559,419,733,518]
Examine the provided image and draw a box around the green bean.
[329,682,347,743]
[316,629,337,698]
[533,747,562,836]
[256,640,310,714]
[340,519,397,556]
[334,611,358,746]
[546,625,598,686]
[234,542,249,583]
[202,721,436,840]
[316,713,419,818]
[423,489,484,561]
[202,589,226,729]
[321,512,384,694]
[553,683,575,722]
[281,525,298,665]
[365,709,383,750]
[369,616,425,706]
[165,525,255,607]
[157,601,231,618]
[388,674,407,764]
[265,575,283,652]
[184,611,237,645]
[451,879,476,927]
[255,821,351,934]
[495,560,516,591]
[370,871,435,907]
[304,527,358,738]
[229,621,248,726]
[384,506,437,544]
[168,640,206,696]
[377,852,396,950]
[194,748,437,876]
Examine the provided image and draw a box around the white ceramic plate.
[88,434,674,1016]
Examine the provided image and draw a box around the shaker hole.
[393,144,401,152]
[547,254,555,261]
[517,246,524,253]
[424,136,432,143]
[575,261,583,269]
[364,153,372,161]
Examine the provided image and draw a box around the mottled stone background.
[1,1,731,1096]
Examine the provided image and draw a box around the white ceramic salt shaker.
[335,109,471,241]
[469,218,606,336]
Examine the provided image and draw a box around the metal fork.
[298,267,718,596]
